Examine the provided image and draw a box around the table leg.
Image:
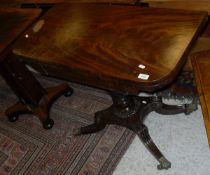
[74,93,197,169]
[0,54,73,129]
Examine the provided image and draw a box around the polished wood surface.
[191,50,210,146]
[13,3,208,94]
[0,7,42,105]
[0,0,135,4]
[0,3,20,7]
[0,8,41,60]
[0,7,72,129]
[0,0,135,10]
[184,37,210,71]
[143,1,210,14]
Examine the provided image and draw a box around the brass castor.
[43,118,54,129]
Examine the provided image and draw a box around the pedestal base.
[6,83,73,129]
[74,94,197,169]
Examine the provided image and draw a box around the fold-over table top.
[13,3,208,94]
[0,0,135,4]
[0,7,41,59]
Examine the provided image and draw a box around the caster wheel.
[7,114,19,122]
[64,87,73,97]
[43,118,54,129]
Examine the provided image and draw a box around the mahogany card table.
[0,7,72,129]
[0,0,136,8]
[12,3,208,169]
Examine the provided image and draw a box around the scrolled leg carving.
[135,124,171,170]
[74,92,195,169]
[155,103,187,115]
[155,97,198,115]
[73,111,106,135]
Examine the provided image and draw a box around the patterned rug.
[0,75,135,175]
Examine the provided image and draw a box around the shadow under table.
[12,3,208,169]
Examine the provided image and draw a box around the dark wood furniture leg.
[74,93,197,169]
[0,54,73,129]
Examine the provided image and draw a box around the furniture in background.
[12,3,208,169]
[142,0,210,14]
[0,0,135,2]
[0,0,137,8]
[184,37,210,71]
[0,7,72,129]
[191,50,210,147]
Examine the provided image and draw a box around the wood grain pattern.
[0,8,41,61]
[0,0,135,10]
[13,3,208,94]
[0,7,72,129]
[184,37,210,71]
[0,7,42,102]
[191,50,210,147]
[0,0,135,4]
[143,0,210,14]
